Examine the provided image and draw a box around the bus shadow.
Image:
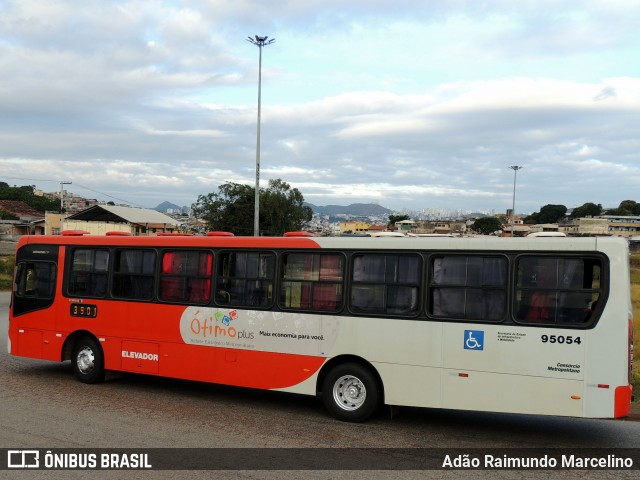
[383,405,630,448]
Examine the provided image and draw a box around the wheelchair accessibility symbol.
[464,330,484,351]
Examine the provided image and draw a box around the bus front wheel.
[322,363,380,422]
[71,336,105,384]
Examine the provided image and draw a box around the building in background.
[0,200,45,237]
[63,205,180,235]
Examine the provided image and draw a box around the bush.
[0,255,14,290]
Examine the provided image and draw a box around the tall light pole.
[509,166,522,236]
[247,35,275,236]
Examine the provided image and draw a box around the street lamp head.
[247,35,275,47]
[509,165,523,171]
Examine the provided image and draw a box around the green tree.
[0,184,59,212]
[607,200,640,216]
[192,179,312,236]
[471,217,503,235]
[260,179,313,236]
[570,202,603,218]
[537,204,567,224]
[192,182,254,235]
[619,200,638,213]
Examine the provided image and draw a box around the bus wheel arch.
[65,332,105,384]
[317,356,384,422]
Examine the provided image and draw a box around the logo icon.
[215,309,237,326]
[464,330,484,351]
[7,450,40,468]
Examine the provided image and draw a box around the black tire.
[322,363,381,422]
[71,336,105,384]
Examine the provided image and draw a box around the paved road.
[2,290,640,479]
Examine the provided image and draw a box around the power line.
[2,176,145,208]
[72,182,146,208]
[3,176,57,183]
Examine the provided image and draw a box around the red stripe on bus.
[153,343,325,389]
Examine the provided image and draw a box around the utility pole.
[60,181,72,232]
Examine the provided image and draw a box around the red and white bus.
[8,232,633,422]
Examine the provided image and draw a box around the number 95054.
[541,334,581,345]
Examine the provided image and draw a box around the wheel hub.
[76,347,95,374]
[333,375,367,411]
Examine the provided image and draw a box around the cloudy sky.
[1,0,639,214]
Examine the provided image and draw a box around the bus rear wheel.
[322,363,380,422]
[72,336,105,384]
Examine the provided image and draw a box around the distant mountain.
[306,203,392,217]
[155,201,187,214]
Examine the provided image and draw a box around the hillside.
[155,201,188,213]
[0,183,59,213]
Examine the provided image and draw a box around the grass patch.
[0,255,13,290]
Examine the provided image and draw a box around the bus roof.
[14,233,629,256]
[526,232,567,237]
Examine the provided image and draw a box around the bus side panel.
[156,342,216,382]
[328,317,444,371]
[373,363,442,408]
[442,323,586,379]
[441,370,584,416]
[441,323,587,416]
[121,341,160,374]
[11,320,64,361]
[99,337,126,371]
[582,319,631,418]
[582,240,633,418]
[210,349,326,390]
[13,329,43,359]
[152,343,326,389]
[66,302,328,389]
[72,334,326,391]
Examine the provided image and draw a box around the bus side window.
[429,256,506,321]
[216,252,275,308]
[280,252,344,312]
[112,249,156,301]
[69,249,109,298]
[159,250,212,304]
[515,256,602,324]
[350,254,420,315]
[16,262,57,299]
